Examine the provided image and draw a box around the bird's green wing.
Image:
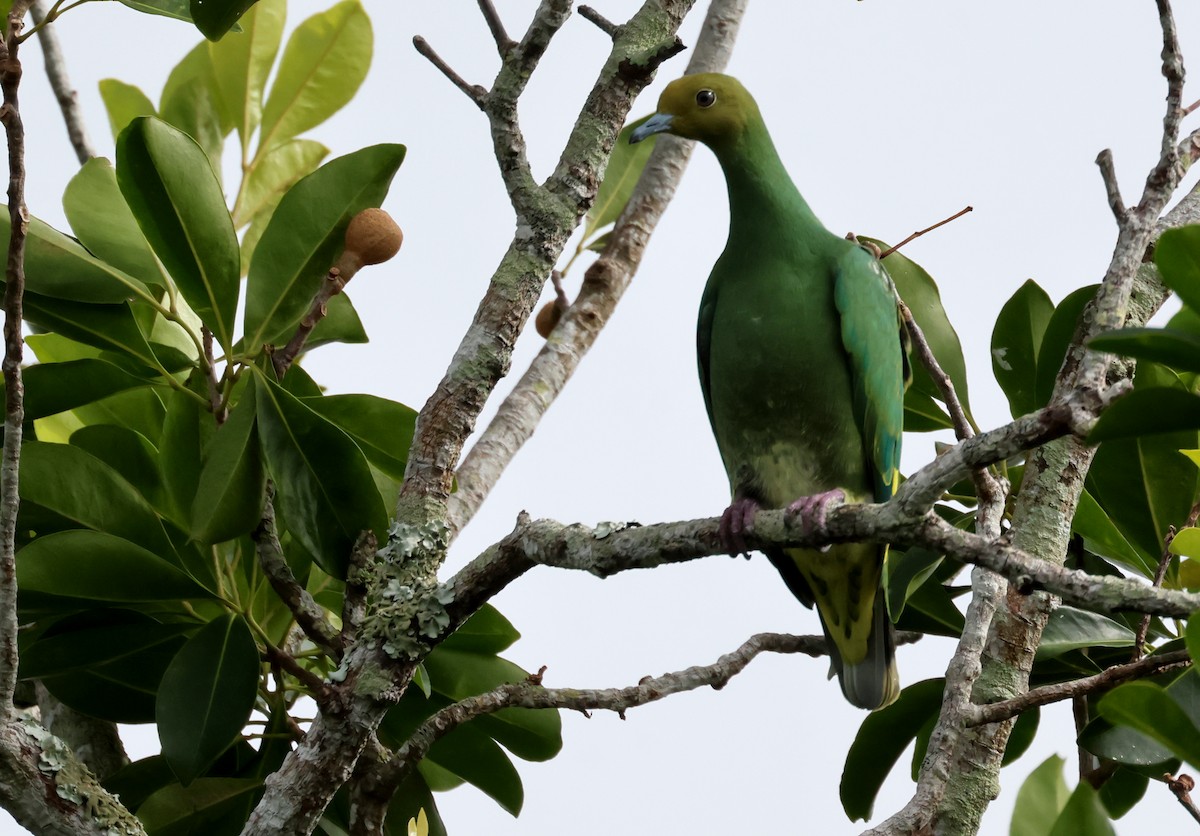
[696,284,717,428]
[834,245,907,502]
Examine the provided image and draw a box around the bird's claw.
[784,489,846,553]
[719,497,761,557]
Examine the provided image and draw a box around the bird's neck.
[715,122,823,239]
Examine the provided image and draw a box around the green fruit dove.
[632,74,910,709]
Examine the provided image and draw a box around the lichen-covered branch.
[448,0,750,534]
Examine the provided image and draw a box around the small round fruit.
[535,301,562,338]
[343,208,403,270]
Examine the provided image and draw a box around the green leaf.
[243,143,404,351]
[892,575,965,637]
[190,0,260,40]
[22,609,190,723]
[1010,755,1069,836]
[117,116,240,351]
[70,425,164,509]
[300,393,415,482]
[98,79,157,141]
[160,380,217,528]
[580,115,657,243]
[1036,285,1097,406]
[1002,706,1040,766]
[876,243,974,425]
[1072,488,1158,576]
[233,138,327,226]
[1036,606,1136,659]
[103,756,178,812]
[253,373,386,577]
[64,158,170,290]
[1099,679,1200,769]
[208,0,285,147]
[117,0,194,24]
[257,0,372,152]
[0,211,148,303]
[427,721,523,816]
[992,279,1054,417]
[306,292,367,348]
[1048,782,1115,836]
[18,530,207,601]
[1172,528,1200,559]
[157,613,261,785]
[1089,326,1200,374]
[902,387,953,432]
[1098,766,1149,819]
[1155,225,1200,313]
[840,678,944,821]
[885,547,943,621]
[191,395,265,544]
[1089,387,1200,442]
[19,440,172,554]
[137,778,262,833]
[440,604,520,656]
[1186,612,1200,663]
[23,358,149,420]
[23,295,158,371]
[159,43,227,177]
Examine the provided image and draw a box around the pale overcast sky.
[4,2,1200,834]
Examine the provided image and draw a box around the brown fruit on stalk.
[336,208,403,279]
[535,301,562,338]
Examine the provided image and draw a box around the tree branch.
[29,0,91,164]
[968,650,1191,726]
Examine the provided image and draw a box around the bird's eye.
[695,89,716,108]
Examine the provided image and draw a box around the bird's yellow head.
[629,73,760,149]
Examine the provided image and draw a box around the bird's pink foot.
[784,489,846,553]
[719,497,761,557]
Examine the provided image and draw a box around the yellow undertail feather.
[788,542,898,710]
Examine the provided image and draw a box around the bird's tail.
[822,586,898,710]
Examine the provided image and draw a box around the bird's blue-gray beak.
[629,112,674,144]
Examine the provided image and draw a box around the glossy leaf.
[233,138,327,226]
[1048,782,1115,836]
[191,395,265,544]
[208,0,285,147]
[1097,767,1148,819]
[440,605,520,656]
[98,78,156,141]
[158,613,261,785]
[23,294,158,371]
[0,211,147,303]
[1099,680,1200,769]
[1173,528,1200,560]
[300,393,415,481]
[103,756,179,812]
[1156,224,1200,313]
[137,777,261,833]
[160,380,217,528]
[159,43,227,176]
[1002,706,1040,767]
[885,547,943,621]
[840,678,944,821]
[117,0,194,24]
[1089,326,1200,374]
[992,279,1053,417]
[22,610,190,723]
[254,373,387,577]
[19,440,172,554]
[17,530,206,601]
[1009,755,1068,836]
[427,721,523,816]
[1035,606,1135,659]
[64,158,169,290]
[1072,489,1157,576]
[243,143,404,350]
[1035,285,1096,406]
[581,115,658,243]
[23,358,149,420]
[117,117,240,351]
[306,292,368,348]
[1089,387,1200,442]
[191,0,260,39]
[258,0,372,152]
[1187,614,1200,664]
[902,387,952,432]
[876,243,974,425]
[70,425,164,509]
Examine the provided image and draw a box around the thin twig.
[263,644,333,706]
[271,268,345,379]
[578,4,618,37]
[252,484,343,657]
[477,0,515,54]
[896,300,974,442]
[1096,149,1128,225]
[29,0,90,164]
[0,1,31,717]
[876,205,973,259]
[412,35,487,109]
[1161,773,1200,826]
[1134,499,1200,659]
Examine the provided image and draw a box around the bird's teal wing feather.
[834,245,907,502]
